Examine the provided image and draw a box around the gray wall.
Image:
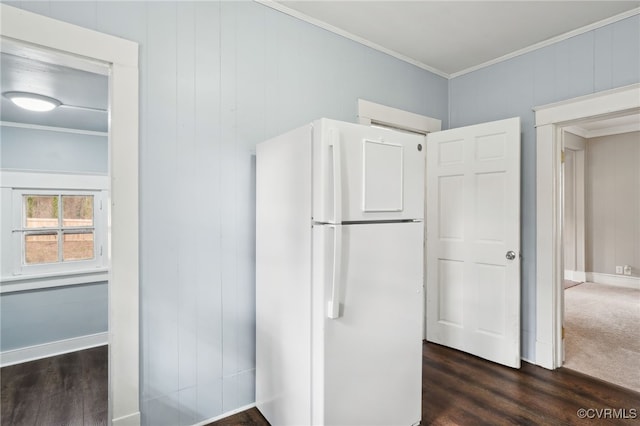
[6,0,639,423]
[0,282,108,351]
[586,132,640,277]
[2,2,448,425]
[0,126,108,173]
[1,123,109,353]
[449,14,640,360]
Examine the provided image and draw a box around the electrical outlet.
[623,265,632,276]
[615,266,623,274]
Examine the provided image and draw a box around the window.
[5,185,107,279]
[22,193,96,265]
[1,172,109,290]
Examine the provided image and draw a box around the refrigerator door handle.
[329,128,342,223]
[327,224,343,319]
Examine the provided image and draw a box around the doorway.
[0,4,140,424]
[560,117,640,392]
[534,82,640,371]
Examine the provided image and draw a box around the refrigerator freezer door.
[312,222,423,426]
[313,119,425,223]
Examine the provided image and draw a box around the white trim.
[563,126,589,139]
[564,270,586,283]
[0,8,137,67]
[0,269,108,293]
[112,412,141,426]
[451,7,640,78]
[255,0,448,78]
[256,2,638,80]
[535,83,640,371]
[357,99,441,134]
[534,84,640,126]
[586,272,640,290]
[0,171,108,190]
[1,4,140,424]
[0,332,108,367]
[1,37,110,76]
[562,120,640,140]
[1,121,109,137]
[192,403,258,426]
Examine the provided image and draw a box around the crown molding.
[255,0,450,79]
[256,2,640,81]
[450,7,640,79]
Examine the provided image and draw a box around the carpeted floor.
[564,282,640,392]
[563,279,581,290]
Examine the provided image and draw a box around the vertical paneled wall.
[449,14,640,360]
[3,1,448,424]
[0,283,108,351]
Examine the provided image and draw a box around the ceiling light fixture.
[2,91,62,112]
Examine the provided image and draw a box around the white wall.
[0,2,449,424]
[585,131,640,277]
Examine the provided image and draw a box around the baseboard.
[0,332,108,367]
[193,403,257,426]
[113,411,141,426]
[586,272,640,290]
[564,270,586,282]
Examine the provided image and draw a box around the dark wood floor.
[0,345,107,426]
[2,342,638,425]
[211,342,640,426]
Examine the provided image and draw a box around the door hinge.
[562,326,565,339]
[561,150,565,164]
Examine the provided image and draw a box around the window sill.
[0,268,108,293]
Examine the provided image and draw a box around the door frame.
[561,134,586,284]
[0,5,141,424]
[533,83,640,369]
[357,99,442,340]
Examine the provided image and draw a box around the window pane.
[62,195,94,227]
[63,232,94,261]
[25,233,59,264]
[24,196,58,228]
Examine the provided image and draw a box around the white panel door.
[426,117,521,368]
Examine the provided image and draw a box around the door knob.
[506,251,516,260]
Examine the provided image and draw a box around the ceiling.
[565,113,640,139]
[1,2,638,134]
[1,52,108,132]
[271,1,640,77]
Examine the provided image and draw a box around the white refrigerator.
[256,118,424,426]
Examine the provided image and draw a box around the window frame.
[1,171,109,291]
[12,189,106,275]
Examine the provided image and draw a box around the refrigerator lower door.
[312,221,423,426]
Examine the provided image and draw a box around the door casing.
[0,5,140,424]
[534,83,640,370]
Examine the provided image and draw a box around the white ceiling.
[565,113,640,139]
[271,1,640,77]
[2,2,638,134]
[1,52,108,132]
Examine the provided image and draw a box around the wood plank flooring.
[210,342,640,426]
[0,345,107,426]
[2,342,638,425]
